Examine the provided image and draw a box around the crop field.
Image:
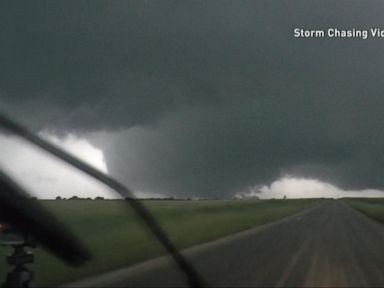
[0,198,318,286]
[345,198,384,223]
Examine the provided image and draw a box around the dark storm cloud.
[2,0,384,196]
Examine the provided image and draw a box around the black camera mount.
[1,225,35,288]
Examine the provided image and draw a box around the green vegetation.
[0,198,318,286]
[345,198,384,223]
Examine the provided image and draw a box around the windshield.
[2,1,384,288]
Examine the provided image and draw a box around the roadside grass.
[345,198,384,223]
[0,198,318,286]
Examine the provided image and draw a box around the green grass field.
[345,198,384,223]
[0,198,318,286]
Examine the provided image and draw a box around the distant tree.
[283,195,287,200]
[95,196,105,200]
[55,196,62,200]
[69,196,80,200]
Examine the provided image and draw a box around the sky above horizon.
[2,1,384,199]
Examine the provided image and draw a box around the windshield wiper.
[0,169,91,265]
[0,113,206,288]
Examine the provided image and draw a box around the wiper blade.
[0,113,206,288]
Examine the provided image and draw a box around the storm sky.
[2,1,384,198]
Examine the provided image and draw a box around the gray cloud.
[2,1,384,196]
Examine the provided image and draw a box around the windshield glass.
[2,1,384,288]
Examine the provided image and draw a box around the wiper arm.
[0,169,91,265]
